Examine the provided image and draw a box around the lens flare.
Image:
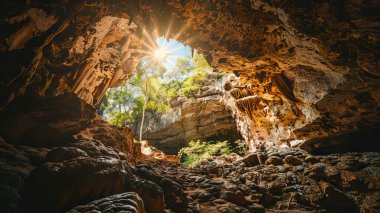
[134,17,194,69]
[153,46,168,62]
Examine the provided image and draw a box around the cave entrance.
[97,36,243,162]
[98,36,210,131]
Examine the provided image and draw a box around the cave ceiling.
[0,0,379,151]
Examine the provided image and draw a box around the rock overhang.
[0,0,379,152]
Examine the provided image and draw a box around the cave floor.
[136,146,380,213]
[1,139,379,213]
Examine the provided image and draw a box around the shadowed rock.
[67,192,145,213]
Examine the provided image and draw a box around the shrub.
[178,139,248,167]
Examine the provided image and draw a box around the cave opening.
[1,1,379,212]
[97,36,244,162]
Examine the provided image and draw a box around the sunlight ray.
[164,16,174,39]
[142,27,158,48]
[170,24,188,42]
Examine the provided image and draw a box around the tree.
[128,61,170,142]
[100,51,217,141]
[163,52,213,99]
[101,82,143,126]
[101,60,170,133]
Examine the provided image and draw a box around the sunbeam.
[153,45,168,62]
[135,18,193,71]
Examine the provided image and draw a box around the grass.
[178,140,247,167]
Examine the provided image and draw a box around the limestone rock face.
[144,75,242,154]
[77,116,143,163]
[1,11,143,108]
[0,2,379,212]
[0,93,95,147]
[67,192,145,213]
[1,0,378,151]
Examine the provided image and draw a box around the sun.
[137,17,194,68]
[139,28,191,68]
[153,46,168,62]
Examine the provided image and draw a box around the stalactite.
[273,72,298,103]
[229,88,255,100]
[235,96,261,120]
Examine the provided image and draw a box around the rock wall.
[172,0,380,152]
[1,4,143,108]
[76,116,143,163]
[1,0,379,151]
[0,1,379,212]
[144,74,242,154]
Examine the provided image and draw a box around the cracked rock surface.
[142,147,380,213]
[0,1,379,213]
[1,0,379,151]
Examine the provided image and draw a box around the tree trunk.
[139,98,146,143]
[117,102,121,125]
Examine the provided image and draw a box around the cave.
[98,36,243,155]
[0,1,379,213]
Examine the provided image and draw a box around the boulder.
[67,192,145,213]
[305,155,319,164]
[284,155,302,166]
[241,152,264,167]
[304,163,327,180]
[220,183,247,206]
[127,179,165,213]
[22,158,130,211]
[265,156,283,166]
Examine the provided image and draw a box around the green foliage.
[178,140,231,167]
[232,139,249,156]
[178,139,248,168]
[163,52,213,99]
[101,83,143,126]
[101,52,217,128]
[102,60,171,126]
[181,71,208,98]
[131,61,169,112]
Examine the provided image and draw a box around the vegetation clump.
[178,139,248,167]
[100,52,215,133]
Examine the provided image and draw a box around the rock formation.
[67,192,145,213]
[0,133,190,213]
[185,146,380,212]
[0,0,379,212]
[77,116,142,163]
[1,0,378,151]
[144,73,242,154]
